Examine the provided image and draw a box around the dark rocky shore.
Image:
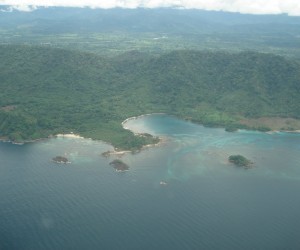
[109,159,129,172]
[52,156,69,164]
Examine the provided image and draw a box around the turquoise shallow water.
[1,114,300,249]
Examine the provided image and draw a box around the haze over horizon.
[1,0,300,16]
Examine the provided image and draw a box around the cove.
[0,114,300,249]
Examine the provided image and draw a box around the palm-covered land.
[1,8,300,150]
[229,155,253,168]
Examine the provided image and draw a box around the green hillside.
[1,45,300,149]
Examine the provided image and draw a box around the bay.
[0,114,300,249]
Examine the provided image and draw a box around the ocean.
[1,114,300,249]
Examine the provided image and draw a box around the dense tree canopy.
[0,45,300,149]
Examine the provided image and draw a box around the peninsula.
[1,45,300,150]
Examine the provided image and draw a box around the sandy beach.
[56,133,85,139]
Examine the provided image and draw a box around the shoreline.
[0,136,50,145]
[1,114,300,149]
[266,129,300,134]
[56,133,85,139]
[101,113,169,157]
[0,133,88,146]
[121,113,166,130]
[102,135,168,157]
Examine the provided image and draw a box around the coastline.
[1,114,299,150]
[266,129,300,135]
[101,113,168,157]
[0,136,50,145]
[0,133,87,146]
[121,114,300,150]
[102,135,168,157]
[121,113,166,129]
[122,113,168,150]
[56,133,85,139]
[285,130,300,133]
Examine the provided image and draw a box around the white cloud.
[0,0,300,15]
[3,4,37,11]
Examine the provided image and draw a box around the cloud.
[0,0,300,15]
[1,4,37,12]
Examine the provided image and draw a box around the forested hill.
[1,45,300,149]
[134,51,300,117]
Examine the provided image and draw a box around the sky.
[0,0,300,16]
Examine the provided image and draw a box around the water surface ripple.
[1,114,300,249]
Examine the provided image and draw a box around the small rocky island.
[52,156,69,164]
[109,159,129,172]
[229,155,253,168]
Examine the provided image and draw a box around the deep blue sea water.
[1,114,300,249]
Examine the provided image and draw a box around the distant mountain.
[1,45,300,148]
[1,7,300,34]
[1,7,299,58]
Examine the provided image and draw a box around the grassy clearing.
[240,117,300,131]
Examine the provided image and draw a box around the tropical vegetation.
[1,45,300,149]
